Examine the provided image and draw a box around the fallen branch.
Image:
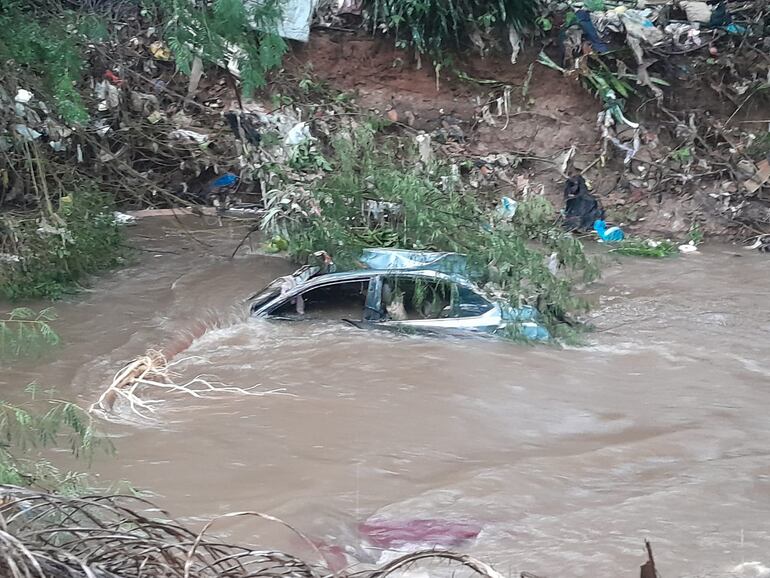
[89,349,289,420]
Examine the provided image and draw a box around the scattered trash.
[496,196,518,220]
[248,0,319,42]
[745,235,770,253]
[103,70,123,87]
[362,199,403,228]
[576,10,609,53]
[680,1,712,24]
[547,252,559,275]
[415,133,432,165]
[95,80,120,110]
[563,175,605,231]
[678,241,699,253]
[224,111,261,145]
[0,253,21,263]
[169,129,209,144]
[113,211,137,226]
[285,121,312,147]
[14,89,33,104]
[508,24,522,63]
[743,160,770,194]
[14,125,42,141]
[146,110,164,124]
[208,172,239,190]
[593,219,625,242]
[148,40,173,61]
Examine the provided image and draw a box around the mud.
[2,217,769,577]
[285,33,769,238]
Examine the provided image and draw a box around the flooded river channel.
[3,218,769,578]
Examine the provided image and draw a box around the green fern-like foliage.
[0,1,102,124]
[0,308,60,361]
[0,394,110,492]
[145,0,288,96]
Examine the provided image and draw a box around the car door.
[376,274,501,332]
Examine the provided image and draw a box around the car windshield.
[451,285,494,318]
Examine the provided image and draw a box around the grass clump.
[264,124,599,330]
[0,189,128,300]
[369,0,541,60]
[610,238,677,258]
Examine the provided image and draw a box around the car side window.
[381,277,452,320]
[269,280,369,320]
[448,285,494,318]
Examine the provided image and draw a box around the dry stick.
[366,551,506,578]
[183,512,324,578]
[90,350,290,420]
[725,85,767,127]
[640,540,657,578]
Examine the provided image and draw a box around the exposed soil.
[283,31,769,239]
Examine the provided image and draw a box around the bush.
[265,124,598,330]
[369,0,542,59]
[1,190,127,300]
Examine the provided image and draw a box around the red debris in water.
[358,519,481,550]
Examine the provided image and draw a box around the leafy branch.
[144,0,288,96]
[0,308,60,361]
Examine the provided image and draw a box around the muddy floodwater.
[3,218,769,578]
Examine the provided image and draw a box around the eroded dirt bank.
[283,31,769,238]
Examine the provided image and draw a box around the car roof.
[293,268,475,291]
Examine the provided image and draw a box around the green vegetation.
[369,0,540,59]
[144,0,288,96]
[0,311,113,495]
[610,238,677,258]
[264,124,599,329]
[0,190,127,300]
[0,389,109,494]
[0,308,60,361]
[0,1,105,124]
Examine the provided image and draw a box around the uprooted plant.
[90,349,291,422]
[261,123,599,334]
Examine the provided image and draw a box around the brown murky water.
[3,218,769,578]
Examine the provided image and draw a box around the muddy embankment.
[282,29,769,238]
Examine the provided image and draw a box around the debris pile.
[537,0,769,233]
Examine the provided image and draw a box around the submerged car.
[248,249,550,340]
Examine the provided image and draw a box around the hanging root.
[90,349,289,420]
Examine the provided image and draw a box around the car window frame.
[263,275,373,320]
[372,272,494,324]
